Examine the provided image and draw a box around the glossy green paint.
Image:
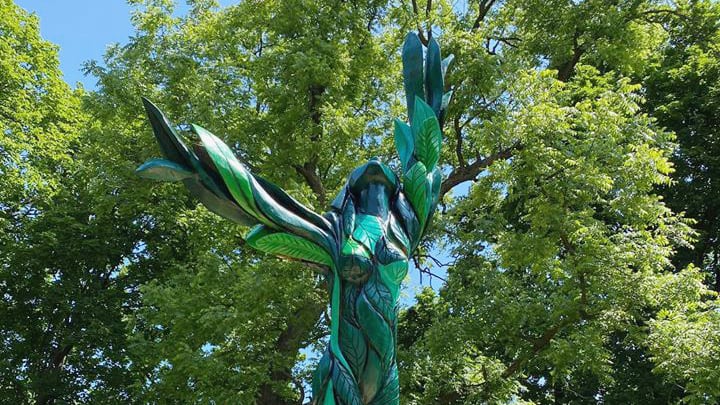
[136,32,452,404]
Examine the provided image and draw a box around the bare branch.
[440,141,522,198]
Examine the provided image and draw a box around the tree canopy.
[1,0,719,403]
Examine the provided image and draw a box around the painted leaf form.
[342,196,356,237]
[191,124,261,219]
[183,178,257,226]
[332,363,363,405]
[425,36,444,116]
[365,274,395,323]
[323,381,335,405]
[393,119,414,172]
[342,238,371,259]
[379,261,408,302]
[340,320,367,378]
[414,113,442,170]
[135,158,193,181]
[401,32,424,122]
[403,161,429,228]
[441,54,454,81]
[362,349,384,402]
[352,214,384,254]
[369,365,400,405]
[388,216,411,254]
[245,225,332,266]
[357,291,392,362]
[395,192,421,244]
[141,98,193,165]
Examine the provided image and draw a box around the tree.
[3,0,719,403]
[644,0,720,292]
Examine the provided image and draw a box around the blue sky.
[16,1,135,89]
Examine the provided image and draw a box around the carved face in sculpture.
[136,31,450,405]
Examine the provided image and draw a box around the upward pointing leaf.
[403,161,430,229]
[393,118,414,172]
[425,36,444,116]
[402,32,424,122]
[412,98,442,170]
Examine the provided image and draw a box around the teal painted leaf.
[388,216,411,254]
[402,32,424,122]
[191,124,260,217]
[393,119,414,173]
[411,96,435,128]
[361,348,384,402]
[428,167,442,209]
[323,381,335,405]
[332,362,362,405]
[141,98,193,166]
[342,238,370,259]
[378,261,408,302]
[339,319,367,378]
[403,162,429,228]
[136,158,193,181]
[342,196,356,237]
[425,36,444,115]
[365,275,395,322]
[352,214,384,254]
[414,116,442,170]
[369,364,400,405]
[245,225,332,266]
[357,292,392,363]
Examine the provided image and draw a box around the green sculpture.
[136,32,452,405]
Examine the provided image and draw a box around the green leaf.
[352,214,384,254]
[393,118,415,173]
[425,36,444,115]
[342,196,355,237]
[339,319,367,378]
[403,161,430,228]
[342,238,370,259]
[414,116,442,170]
[245,225,332,266]
[191,124,260,217]
[357,291,393,363]
[402,32,424,122]
[135,158,194,181]
[378,261,408,302]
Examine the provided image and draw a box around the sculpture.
[136,32,452,405]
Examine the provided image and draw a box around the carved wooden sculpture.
[136,32,452,405]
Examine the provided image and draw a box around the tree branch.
[440,142,521,198]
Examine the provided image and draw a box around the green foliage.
[3,0,720,403]
[246,225,333,267]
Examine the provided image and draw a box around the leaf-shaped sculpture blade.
[136,158,194,181]
[246,225,333,267]
[402,32,424,122]
[403,161,429,230]
[352,214,384,254]
[141,97,194,166]
[425,35,444,116]
[393,119,415,172]
[190,124,262,218]
[411,97,442,171]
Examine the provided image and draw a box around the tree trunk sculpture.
[136,32,452,405]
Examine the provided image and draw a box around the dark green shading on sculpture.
[136,32,452,405]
